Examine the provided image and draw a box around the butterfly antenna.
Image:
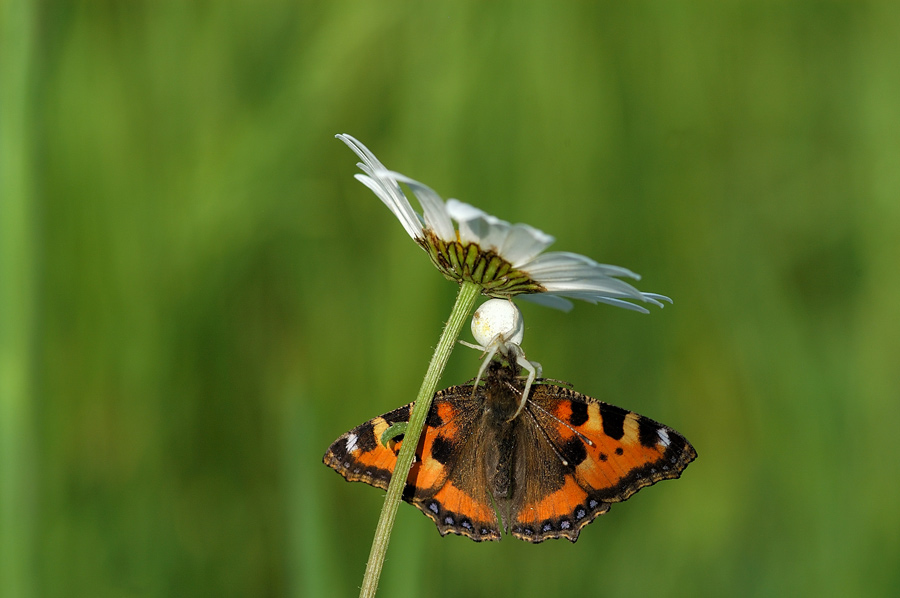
[528,401,595,447]
[522,408,574,467]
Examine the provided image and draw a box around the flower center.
[418,230,547,297]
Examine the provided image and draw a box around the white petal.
[387,172,455,242]
[446,200,494,246]
[516,293,574,312]
[337,135,423,240]
[644,293,674,305]
[445,198,488,222]
[446,200,509,243]
[470,215,512,255]
[522,252,640,280]
[546,289,670,311]
[576,295,653,313]
[351,174,422,239]
[521,250,671,310]
[336,134,385,170]
[541,278,662,302]
[498,224,555,267]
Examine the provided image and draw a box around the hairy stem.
[359,281,480,598]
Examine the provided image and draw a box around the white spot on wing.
[657,428,671,447]
[346,433,359,453]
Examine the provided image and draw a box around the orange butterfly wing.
[506,385,697,543]
[323,389,503,542]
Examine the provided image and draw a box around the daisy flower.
[336,134,671,313]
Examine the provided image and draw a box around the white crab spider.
[460,299,542,421]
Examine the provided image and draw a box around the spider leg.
[507,349,541,421]
[458,339,483,351]
[469,339,500,398]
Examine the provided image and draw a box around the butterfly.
[323,358,696,543]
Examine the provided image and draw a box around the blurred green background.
[2,1,899,597]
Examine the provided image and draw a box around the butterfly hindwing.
[499,403,608,542]
[323,387,503,542]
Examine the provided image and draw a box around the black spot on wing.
[384,405,410,425]
[561,437,587,467]
[600,404,627,440]
[402,482,416,501]
[638,417,661,448]
[324,437,347,463]
[431,435,454,465]
[568,401,589,426]
[663,430,691,465]
[355,422,378,452]
[426,405,445,427]
[370,466,391,485]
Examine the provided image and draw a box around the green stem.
[359,281,480,598]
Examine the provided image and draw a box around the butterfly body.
[323,360,696,543]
